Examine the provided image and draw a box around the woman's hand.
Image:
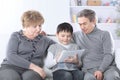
[29,63,46,79]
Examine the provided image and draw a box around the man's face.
[78,17,95,34]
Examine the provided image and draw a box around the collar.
[19,30,42,42]
[88,25,98,35]
[58,42,71,49]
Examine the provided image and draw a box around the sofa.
[0,34,119,80]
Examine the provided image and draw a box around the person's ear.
[56,32,58,37]
[93,18,97,24]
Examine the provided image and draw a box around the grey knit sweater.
[73,27,114,72]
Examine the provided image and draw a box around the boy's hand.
[65,54,79,64]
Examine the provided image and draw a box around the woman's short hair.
[21,10,44,28]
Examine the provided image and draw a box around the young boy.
[44,22,84,80]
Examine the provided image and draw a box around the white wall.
[0,0,70,34]
[0,0,70,63]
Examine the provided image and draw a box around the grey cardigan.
[2,30,55,69]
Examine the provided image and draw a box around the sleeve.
[115,49,120,70]
[75,44,83,66]
[71,32,76,43]
[71,44,83,67]
[47,37,56,46]
[39,36,56,58]
[44,52,57,68]
[47,44,56,54]
[98,31,114,72]
[6,32,31,69]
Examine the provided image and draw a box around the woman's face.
[24,24,42,39]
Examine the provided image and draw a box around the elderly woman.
[0,10,55,80]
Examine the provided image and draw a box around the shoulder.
[37,35,56,44]
[98,29,112,39]
[96,29,113,45]
[72,31,85,43]
[48,43,58,50]
[73,31,82,36]
[48,43,58,53]
[73,31,85,38]
[96,27,110,35]
[11,31,20,36]
[102,31,113,41]
[10,31,22,40]
[102,30,111,36]
[7,31,22,44]
[94,27,112,39]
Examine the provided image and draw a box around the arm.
[64,44,82,67]
[6,32,31,69]
[29,63,46,79]
[93,32,114,80]
[64,54,81,67]
[98,31,114,72]
[44,52,57,68]
[7,32,47,79]
[115,49,120,70]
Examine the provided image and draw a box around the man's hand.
[94,71,103,80]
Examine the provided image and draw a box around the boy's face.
[78,17,96,34]
[56,31,72,45]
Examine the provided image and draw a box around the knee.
[84,76,96,80]
[84,73,96,80]
[53,70,72,80]
[63,72,72,80]
[104,71,120,80]
[74,71,84,80]
[22,70,42,80]
[0,69,21,80]
[104,74,115,80]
